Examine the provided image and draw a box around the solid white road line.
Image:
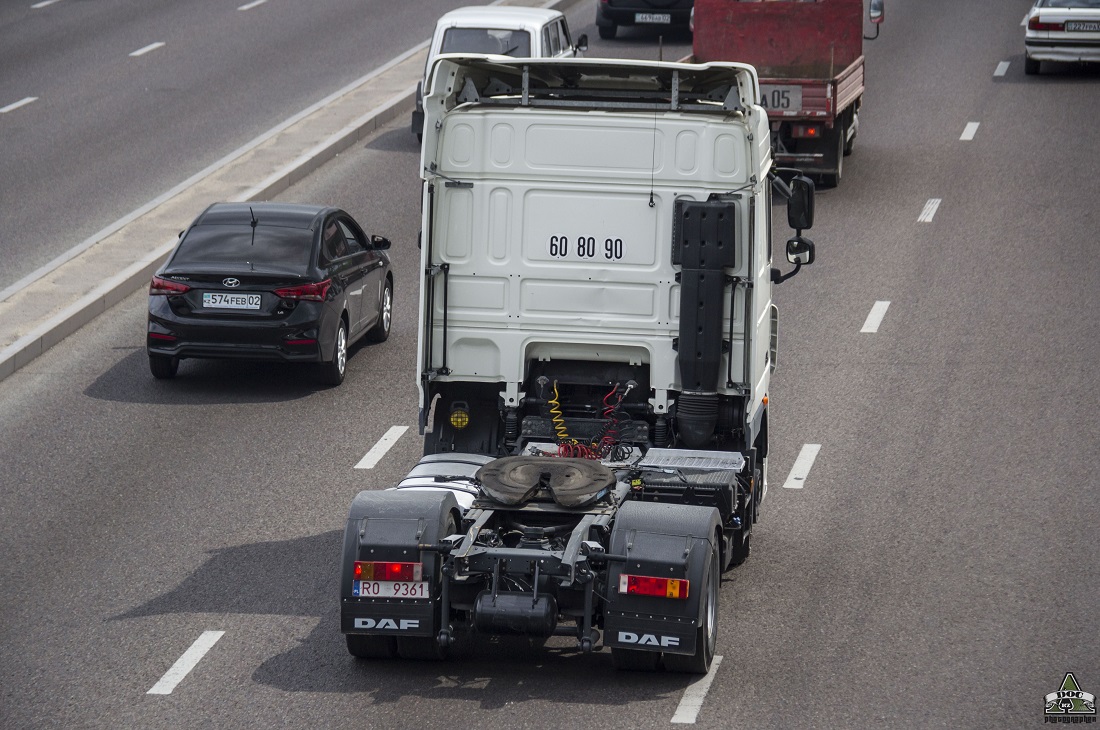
[918,198,941,223]
[130,42,166,57]
[960,122,980,141]
[671,655,723,724]
[355,426,408,469]
[782,444,821,490]
[147,631,224,695]
[0,97,38,114]
[994,61,1010,77]
[861,300,891,333]
[238,0,268,9]
[31,0,63,8]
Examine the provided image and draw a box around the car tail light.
[354,561,423,581]
[1028,17,1064,31]
[150,276,191,295]
[284,338,317,346]
[273,280,331,302]
[791,123,822,139]
[618,573,689,599]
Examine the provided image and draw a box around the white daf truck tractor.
[339,57,817,673]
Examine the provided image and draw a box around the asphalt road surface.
[1,0,1097,728]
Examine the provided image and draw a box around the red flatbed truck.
[692,0,884,187]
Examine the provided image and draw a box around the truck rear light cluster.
[354,561,423,581]
[618,574,689,599]
[149,276,191,296]
[273,280,331,302]
[791,124,821,139]
[1028,17,1064,31]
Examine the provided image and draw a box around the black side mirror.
[869,0,885,24]
[787,175,815,231]
[786,236,815,266]
[575,34,589,53]
[372,235,391,250]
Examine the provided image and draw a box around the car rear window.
[441,28,532,56]
[172,225,314,269]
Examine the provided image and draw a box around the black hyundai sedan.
[147,202,393,386]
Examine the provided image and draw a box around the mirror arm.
[863,24,880,41]
[770,262,802,285]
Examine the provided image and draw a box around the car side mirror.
[786,175,815,231]
[869,0,885,24]
[372,235,391,250]
[575,34,588,53]
[786,236,815,266]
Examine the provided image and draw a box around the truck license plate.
[759,85,803,113]
[353,580,430,599]
[1066,21,1100,31]
[635,13,671,24]
[202,292,261,309]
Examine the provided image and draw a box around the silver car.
[1024,0,1100,74]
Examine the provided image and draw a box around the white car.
[1024,0,1100,75]
[411,6,587,139]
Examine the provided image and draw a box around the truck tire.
[396,511,458,661]
[346,634,397,659]
[662,538,719,674]
[843,115,856,157]
[822,128,844,188]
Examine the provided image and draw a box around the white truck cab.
[411,6,587,140]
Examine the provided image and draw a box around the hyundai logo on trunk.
[223,278,241,288]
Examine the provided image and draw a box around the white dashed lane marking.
[31,0,63,8]
[861,300,891,333]
[782,444,821,490]
[0,97,37,114]
[918,198,941,222]
[994,61,1010,77]
[147,631,224,695]
[671,655,724,723]
[355,425,409,469]
[238,0,268,9]
[960,122,980,141]
[129,42,166,57]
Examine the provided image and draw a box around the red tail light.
[618,574,689,599]
[1028,17,1064,31]
[150,276,191,296]
[354,561,423,581]
[274,280,331,302]
[791,124,821,139]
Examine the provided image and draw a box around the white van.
[411,6,587,140]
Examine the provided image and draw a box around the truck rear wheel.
[663,539,719,674]
[822,128,844,188]
[396,511,457,661]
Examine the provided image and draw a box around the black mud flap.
[604,501,721,657]
[339,490,459,640]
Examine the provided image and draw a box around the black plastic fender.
[604,501,721,656]
[340,490,459,638]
